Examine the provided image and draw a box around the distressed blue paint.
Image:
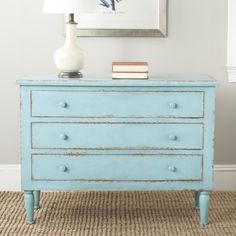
[199,191,210,226]
[18,75,217,225]
[24,191,35,224]
[31,90,204,118]
[32,154,202,181]
[16,74,218,87]
[195,191,200,210]
[24,181,213,191]
[33,190,40,209]
[32,123,203,150]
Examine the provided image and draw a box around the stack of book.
[112,62,149,79]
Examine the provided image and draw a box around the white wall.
[227,0,236,82]
[0,0,234,164]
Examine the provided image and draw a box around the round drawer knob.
[59,165,68,172]
[59,102,68,108]
[168,134,177,141]
[168,166,177,172]
[169,102,178,109]
[60,134,68,140]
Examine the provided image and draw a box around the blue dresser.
[17,75,217,226]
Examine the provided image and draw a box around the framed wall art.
[72,0,167,37]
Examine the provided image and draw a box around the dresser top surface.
[17,74,218,87]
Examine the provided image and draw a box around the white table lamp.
[43,0,97,78]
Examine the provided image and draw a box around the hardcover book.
[112,72,148,80]
[112,62,148,72]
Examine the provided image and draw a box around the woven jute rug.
[0,191,235,236]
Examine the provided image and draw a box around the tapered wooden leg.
[24,190,35,224]
[194,191,200,210]
[199,191,209,227]
[33,190,40,209]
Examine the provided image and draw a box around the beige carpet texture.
[0,191,235,236]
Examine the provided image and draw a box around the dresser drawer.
[32,123,203,150]
[31,90,204,118]
[32,154,203,181]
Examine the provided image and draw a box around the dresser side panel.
[20,86,33,190]
[202,87,216,189]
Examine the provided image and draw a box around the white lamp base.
[54,21,85,79]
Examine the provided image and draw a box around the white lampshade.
[43,0,98,14]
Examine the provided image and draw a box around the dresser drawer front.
[32,155,203,181]
[32,123,203,150]
[31,90,204,118]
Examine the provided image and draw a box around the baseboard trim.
[0,164,235,191]
[0,165,21,191]
[213,165,236,190]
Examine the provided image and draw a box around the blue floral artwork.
[100,0,123,11]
